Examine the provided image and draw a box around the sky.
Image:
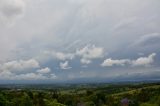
[0,0,160,83]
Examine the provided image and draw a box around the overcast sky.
[0,0,160,83]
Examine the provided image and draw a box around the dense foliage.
[0,83,160,106]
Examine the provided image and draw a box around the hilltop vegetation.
[0,83,160,106]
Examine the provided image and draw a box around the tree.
[0,94,6,106]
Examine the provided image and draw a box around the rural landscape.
[0,82,160,106]
[0,0,160,106]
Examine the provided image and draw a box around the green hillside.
[0,83,160,106]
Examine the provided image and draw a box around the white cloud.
[0,58,57,80]
[0,71,13,80]
[0,71,57,80]
[101,53,156,67]
[0,59,39,72]
[80,58,91,64]
[132,53,156,66]
[53,52,74,61]
[50,73,57,79]
[41,44,104,65]
[60,61,71,70]
[15,73,47,80]
[101,58,130,67]
[37,67,51,74]
[76,45,104,64]
[44,51,75,61]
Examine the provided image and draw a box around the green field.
[0,82,160,106]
